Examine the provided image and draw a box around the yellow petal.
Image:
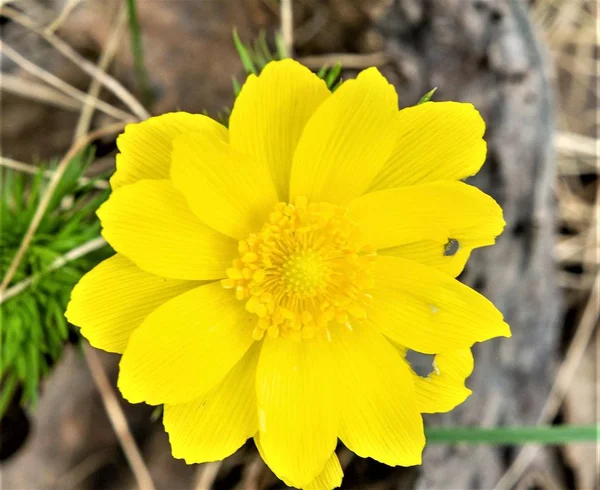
[330,323,425,466]
[111,112,227,189]
[370,256,511,354]
[66,254,200,353]
[256,336,339,487]
[229,59,330,201]
[254,437,343,490]
[369,102,486,191]
[164,343,260,463]
[412,348,474,413]
[97,179,237,280]
[348,181,505,250]
[380,240,473,278]
[118,282,255,405]
[290,67,398,205]
[304,453,343,490]
[171,132,278,239]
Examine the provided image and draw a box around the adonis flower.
[66,59,510,489]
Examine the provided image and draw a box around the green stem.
[425,425,599,445]
[126,0,152,107]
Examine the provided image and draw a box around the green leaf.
[233,28,258,75]
[417,87,438,104]
[425,425,599,444]
[324,62,342,89]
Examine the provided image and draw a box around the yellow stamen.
[221,198,376,341]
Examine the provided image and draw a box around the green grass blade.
[126,0,152,106]
[425,425,599,445]
[417,87,438,104]
[233,29,257,75]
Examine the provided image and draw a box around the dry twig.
[0,236,108,305]
[280,0,294,58]
[83,344,156,490]
[0,121,129,294]
[298,52,388,69]
[74,3,128,140]
[1,5,150,121]
[0,156,110,190]
[494,273,600,490]
[1,73,82,111]
[0,41,135,122]
[195,461,223,490]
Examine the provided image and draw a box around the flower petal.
[370,256,511,354]
[290,67,398,205]
[164,343,260,463]
[304,453,343,490]
[412,348,474,414]
[256,336,339,487]
[380,240,473,278]
[348,181,504,250]
[65,254,200,353]
[368,102,486,191]
[111,112,227,189]
[229,59,330,201]
[330,323,425,466]
[171,132,278,240]
[118,282,255,405]
[256,436,343,490]
[97,179,237,280]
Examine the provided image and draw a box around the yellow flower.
[66,59,510,490]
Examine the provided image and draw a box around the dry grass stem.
[280,0,294,57]
[0,236,108,305]
[0,40,135,122]
[195,461,223,490]
[74,3,128,141]
[494,273,600,490]
[0,156,110,189]
[239,454,266,490]
[83,344,156,490]
[1,5,150,121]
[2,73,82,111]
[555,132,598,158]
[298,52,388,69]
[45,0,84,33]
[0,121,129,294]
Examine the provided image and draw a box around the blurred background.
[0,0,597,489]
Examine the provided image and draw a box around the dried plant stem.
[83,344,156,490]
[280,0,294,57]
[0,41,135,122]
[45,0,84,33]
[494,272,600,490]
[0,157,110,190]
[1,5,150,121]
[0,236,107,305]
[195,461,222,490]
[298,52,388,69]
[0,121,129,294]
[74,3,128,141]
[2,73,82,111]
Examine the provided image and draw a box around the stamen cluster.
[222,198,376,341]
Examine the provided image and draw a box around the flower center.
[222,197,376,341]
[282,250,326,296]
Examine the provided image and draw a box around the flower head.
[66,59,510,489]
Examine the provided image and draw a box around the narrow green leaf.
[233,28,257,75]
[417,87,438,104]
[425,425,599,445]
[274,32,287,60]
[126,0,152,106]
[324,62,342,89]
